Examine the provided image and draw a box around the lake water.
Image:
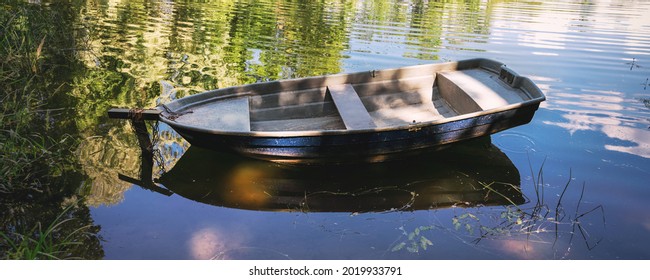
[9,0,650,259]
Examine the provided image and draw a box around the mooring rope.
[128,108,145,121]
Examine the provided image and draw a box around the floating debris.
[626,58,643,70]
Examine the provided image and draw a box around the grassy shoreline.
[1,1,102,259]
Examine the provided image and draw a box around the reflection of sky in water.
[189,227,238,260]
[478,2,650,161]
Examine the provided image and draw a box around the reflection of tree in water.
[77,120,189,207]
[77,125,141,207]
[351,0,495,60]
[77,0,351,95]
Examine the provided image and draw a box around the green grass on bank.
[1,1,76,196]
[1,1,103,259]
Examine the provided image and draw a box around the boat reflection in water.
[131,136,524,213]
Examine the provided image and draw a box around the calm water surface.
[20,0,650,259]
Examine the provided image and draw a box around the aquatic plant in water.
[391,226,434,253]
[474,165,603,251]
[390,163,605,258]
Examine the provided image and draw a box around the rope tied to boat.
[128,108,147,121]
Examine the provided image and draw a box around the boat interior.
[170,64,538,133]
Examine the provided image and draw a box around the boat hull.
[165,102,540,164]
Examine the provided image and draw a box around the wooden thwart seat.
[327,84,377,130]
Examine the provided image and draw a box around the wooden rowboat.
[109,58,545,164]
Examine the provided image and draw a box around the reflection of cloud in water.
[554,99,625,112]
[540,88,650,158]
[496,239,540,259]
[187,226,292,260]
[188,227,240,260]
[543,110,624,135]
[555,90,625,104]
[544,109,650,158]
[603,125,650,158]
